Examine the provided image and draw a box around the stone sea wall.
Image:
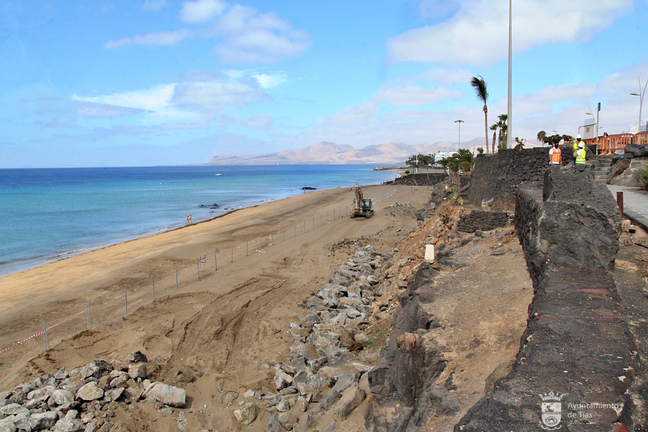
[455,167,642,431]
[467,147,549,210]
[456,210,510,233]
[391,173,470,187]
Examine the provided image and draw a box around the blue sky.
[1,0,647,167]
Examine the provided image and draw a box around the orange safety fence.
[585,132,648,154]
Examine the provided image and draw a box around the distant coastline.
[373,166,408,171]
[0,165,398,278]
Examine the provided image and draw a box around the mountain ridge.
[208,139,484,165]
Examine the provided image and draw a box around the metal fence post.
[43,322,48,351]
[196,258,200,280]
[86,301,91,330]
[152,276,155,300]
[617,191,624,218]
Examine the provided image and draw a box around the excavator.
[350,184,373,218]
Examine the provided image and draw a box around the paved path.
[607,185,648,231]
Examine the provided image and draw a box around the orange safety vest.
[550,148,562,164]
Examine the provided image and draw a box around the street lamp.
[454,119,464,150]
[631,76,648,133]
[586,102,601,149]
[506,0,513,150]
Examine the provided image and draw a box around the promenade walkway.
[608,185,648,231]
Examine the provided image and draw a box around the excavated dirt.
[3,183,647,432]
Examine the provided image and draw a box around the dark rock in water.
[199,203,219,209]
[302,186,317,190]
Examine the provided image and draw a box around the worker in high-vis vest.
[549,143,562,166]
[574,142,586,164]
[573,134,585,151]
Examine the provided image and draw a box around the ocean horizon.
[0,165,398,277]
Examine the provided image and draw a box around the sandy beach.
[0,184,429,388]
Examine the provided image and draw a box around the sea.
[0,165,398,277]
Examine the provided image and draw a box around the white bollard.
[425,244,435,262]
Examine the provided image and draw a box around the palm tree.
[447,156,461,185]
[497,114,508,148]
[537,130,547,146]
[471,76,489,153]
[456,149,475,173]
[490,123,498,152]
[439,157,449,175]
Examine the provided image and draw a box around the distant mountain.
[207,139,485,165]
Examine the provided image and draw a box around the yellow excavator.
[351,184,373,218]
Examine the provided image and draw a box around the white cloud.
[180,0,227,24]
[220,70,286,88]
[416,0,460,20]
[378,85,462,106]
[314,100,379,128]
[142,0,167,11]
[209,5,311,63]
[104,29,192,49]
[172,80,269,117]
[73,101,146,118]
[103,2,309,63]
[73,84,176,111]
[413,67,473,84]
[252,73,286,89]
[180,70,222,81]
[387,0,633,65]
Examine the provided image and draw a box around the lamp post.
[506,0,513,150]
[454,119,464,150]
[586,102,601,150]
[631,76,648,133]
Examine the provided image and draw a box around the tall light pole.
[631,76,648,133]
[455,119,464,150]
[506,0,513,150]
[586,103,601,150]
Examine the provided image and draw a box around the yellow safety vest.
[575,148,586,164]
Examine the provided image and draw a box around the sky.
[1,0,647,168]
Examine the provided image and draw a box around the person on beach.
[186,216,189,223]
[573,134,585,151]
[189,215,192,223]
[549,143,562,166]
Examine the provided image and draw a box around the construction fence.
[0,187,402,358]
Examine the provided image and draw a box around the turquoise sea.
[0,165,397,277]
